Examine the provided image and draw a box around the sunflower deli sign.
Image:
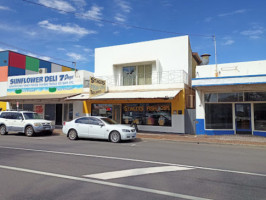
[7,72,83,95]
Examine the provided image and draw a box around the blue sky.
[0,0,265,72]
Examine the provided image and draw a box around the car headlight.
[122,129,130,132]
[33,123,42,127]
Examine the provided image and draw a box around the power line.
[22,0,213,38]
[0,41,73,64]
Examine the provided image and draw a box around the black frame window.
[254,103,266,131]
[205,104,233,129]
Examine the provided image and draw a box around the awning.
[0,93,80,101]
[67,90,181,100]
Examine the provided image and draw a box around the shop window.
[218,93,243,102]
[245,92,266,101]
[204,93,217,102]
[205,104,233,129]
[64,104,69,121]
[45,104,56,120]
[122,103,171,126]
[91,104,113,118]
[69,103,73,121]
[254,103,266,131]
[23,104,33,111]
[11,103,22,110]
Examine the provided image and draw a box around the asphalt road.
[0,133,265,200]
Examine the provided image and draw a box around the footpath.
[54,129,266,147]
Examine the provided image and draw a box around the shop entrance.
[113,105,121,123]
[56,104,63,125]
[235,103,252,134]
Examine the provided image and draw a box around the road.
[0,132,265,200]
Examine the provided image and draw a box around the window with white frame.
[122,64,152,86]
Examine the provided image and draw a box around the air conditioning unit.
[39,68,47,74]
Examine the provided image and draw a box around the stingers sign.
[90,77,106,97]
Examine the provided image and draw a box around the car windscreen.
[23,112,43,120]
[100,118,117,125]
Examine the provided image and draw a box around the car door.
[88,117,106,139]
[12,113,25,132]
[74,117,90,138]
[2,112,14,132]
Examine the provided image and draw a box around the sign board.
[34,105,44,119]
[7,71,83,95]
[89,77,106,97]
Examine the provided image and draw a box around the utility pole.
[213,35,218,77]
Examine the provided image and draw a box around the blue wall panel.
[8,66,25,76]
[253,131,266,137]
[39,60,51,73]
[205,130,235,135]
[0,51,9,67]
[196,119,205,135]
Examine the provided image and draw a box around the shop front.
[78,89,186,133]
[0,70,93,126]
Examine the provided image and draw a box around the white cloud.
[0,5,11,11]
[39,56,51,61]
[57,47,66,51]
[38,20,96,37]
[38,0,76,12]
[71,0,86,8]
[222,39,235,46]
[114,14,126,22]
[67,52,86,61]
[78,5,103,20]
[115,0,131,13]
[218,9,247,17]
[240,25,264,39]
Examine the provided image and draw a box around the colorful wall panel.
[9,52,26,69]
[26,56,39,72]
[39,60,51,73]
[0,66,8,82]
[51,63,62,73]
[62,66,72,72]
[8,66,25,76]
[25,70,38,75]
[0,51,9,67]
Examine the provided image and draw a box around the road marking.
[0,164,211,200]
[0,145,265,177]
[84,166,194,180]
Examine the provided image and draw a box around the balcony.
[96,70,190,88]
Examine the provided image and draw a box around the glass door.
[235,103,251,134]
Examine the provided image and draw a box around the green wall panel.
[26,56,39,72]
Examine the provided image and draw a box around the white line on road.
[0,145,265,177]
[84,166,194,180]
[0,164,211,200]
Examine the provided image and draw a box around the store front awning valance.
[66,90,181,100]
[0,93,80,101]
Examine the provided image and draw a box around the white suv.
[0,111,54,137]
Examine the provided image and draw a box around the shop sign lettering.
[90,77,106,97]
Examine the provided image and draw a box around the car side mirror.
[99,122,105,127]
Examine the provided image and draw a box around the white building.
[192,60,266,137]
[75,36,201,133]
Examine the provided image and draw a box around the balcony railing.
[96,70,190,87]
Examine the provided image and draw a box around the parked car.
[62,116,137,143]
[0,111,54,137]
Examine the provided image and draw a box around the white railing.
[96,70,190,87]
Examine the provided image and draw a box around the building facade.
[70,36,200,133]
[0,51,93,126]
[192,60,266,137]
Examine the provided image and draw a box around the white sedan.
[62,116,137,143]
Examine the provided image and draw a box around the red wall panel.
[8,51,26,69]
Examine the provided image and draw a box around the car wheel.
[25,126,34,137]
[0,125,7,135]
[47,131,53,135]
[68,129,78,140]
[109,131,121,143]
